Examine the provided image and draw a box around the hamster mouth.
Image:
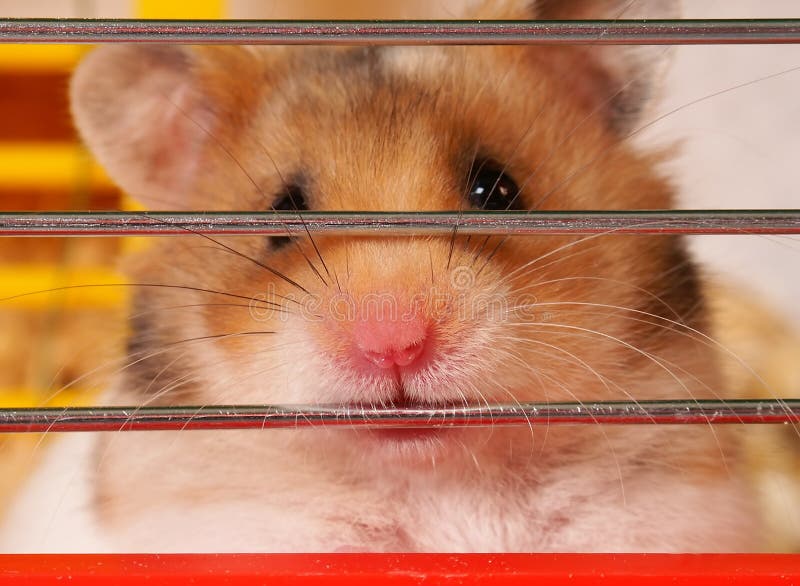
[356,384,461,445]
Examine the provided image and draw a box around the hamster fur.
[0,0,761,552]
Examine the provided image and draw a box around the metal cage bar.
[1,400,799,433]
[2,210,800,236]
[1,18,800,45]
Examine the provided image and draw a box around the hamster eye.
[272,185,307,212]
[467,162,521,211]
[269,185,307,250]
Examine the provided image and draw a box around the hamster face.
[72,0,714,465]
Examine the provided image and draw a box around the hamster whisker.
[614,0,642,19]
[128,302,294,320]
[108,348,301,444]
[500,254,702,328]
[446,144,481,270]
[506,300,800,438]
[509,324,737,477]
[255,140,333,292]
[494,344,557,456]
[95,366,254,471]
[255,138,331,289]
[294,212,333,288]
[509,321,715,398]
[218,336,313,370]
[491,337,629,499]
[0,282,285,310]
[499,333,645,415]
[532,63,800,210]
[492,244,603,290]
[161,330,276,346]
[486,232,613,289]
[82,346,294,482]
[472,234,508,280]
[452,376,502,449]
[21,322,280,419]
[458,438,484,476]
[490,230,684,294]
[288,235,330,289]
[446,213,461,271]
[32,351,208,461]
[507,322,735,472]
[140,351,190,396]
[271,206,332,291]
[462,362,535,453]
[468,235,496,268]
[143,216,312,296]
[500,346,586,461]
[512,275,685,321]
[180,243,302,309]
[510,324,714,410]
[632,63,800,154]
[507,300,762,385]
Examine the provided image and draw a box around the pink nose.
[353,314,427,370]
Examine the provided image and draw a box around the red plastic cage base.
[1,554,799,585]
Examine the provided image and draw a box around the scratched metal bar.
[1,19,800,45]
[2,210,800,236]
[1,400,798,433]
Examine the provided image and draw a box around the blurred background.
[650,1,800,327]
[0,0,799,549]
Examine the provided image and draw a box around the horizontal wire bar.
[2,19,800,45]
[0,400,798,433]
[1,210,800,236]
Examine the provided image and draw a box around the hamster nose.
[353,314,427,370]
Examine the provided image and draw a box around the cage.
[1,0,800,583]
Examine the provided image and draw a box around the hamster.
[0,0,761,552]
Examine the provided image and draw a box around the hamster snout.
[286,236,506,405]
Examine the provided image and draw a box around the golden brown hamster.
[0,0,762,552]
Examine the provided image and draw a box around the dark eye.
[467,162,521,211]
[272,185,307,212]
[270,185,307,249]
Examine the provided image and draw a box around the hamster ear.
[533,0,680,131]
[70,45,266,209]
